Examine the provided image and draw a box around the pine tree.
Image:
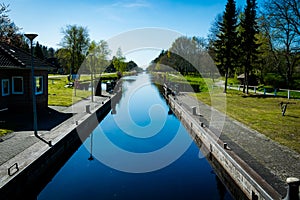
[216,0,239,93]
[34,42,44,60]
[240,0,260,94]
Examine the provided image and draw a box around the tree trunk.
[224,65,229,93]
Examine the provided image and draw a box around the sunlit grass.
[193,89,300,153]
[0,129,13,137]
[48,76,90,107]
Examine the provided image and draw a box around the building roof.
[0,42,53,70]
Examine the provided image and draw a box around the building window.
[12,76,23,94]
[35,76,43,95]
[2,79,10,96]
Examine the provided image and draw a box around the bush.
[263,73,285,88]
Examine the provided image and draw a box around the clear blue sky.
[3,0,263,67]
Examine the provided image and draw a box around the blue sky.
[3,0,262,67]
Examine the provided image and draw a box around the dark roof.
[0,42,53,70]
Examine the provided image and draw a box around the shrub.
[263,73,285,88]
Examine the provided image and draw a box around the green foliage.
[59,25,90,74]
[263,73,285,88]
[240,0,260,94]
[215,0,239,92]
[113,57,127,73]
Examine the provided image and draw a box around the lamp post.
[24,33,52,147]
[89,53,94,102]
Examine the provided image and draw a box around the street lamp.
[89,53,94,102]
[24,33,52,147]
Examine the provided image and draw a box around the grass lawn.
[193,90,300,153]
[48,76,91,107]
[48,73,118,106]
[0,129,13,137]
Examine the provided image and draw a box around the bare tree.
[262,0,300,88]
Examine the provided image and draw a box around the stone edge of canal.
[0,93,119,200]
[163,85,282,200]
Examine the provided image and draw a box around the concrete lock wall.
[166,95,281,200]
[0,95,114,199]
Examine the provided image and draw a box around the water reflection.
[38,73,234,200]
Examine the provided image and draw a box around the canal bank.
[163,87,300,199]
[0,92,117,199]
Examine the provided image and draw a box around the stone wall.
[167,95,281,200]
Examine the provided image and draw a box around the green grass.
[194,89,300,153]
[48,73,119,106]
[0,129,13,137]
[163,73,215,92]
[48,76,91,107]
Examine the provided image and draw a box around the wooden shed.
[0,42,53,112]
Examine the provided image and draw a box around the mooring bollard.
[86,105,91,113]
[192,107,197,115]
[283,177,300,200]
[223,143,228,149]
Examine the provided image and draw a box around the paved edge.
[0,94,114,191]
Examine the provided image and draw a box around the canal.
[38,73,234,200]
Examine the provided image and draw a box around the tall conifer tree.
[240,0,260,94]
[216,0,239,93]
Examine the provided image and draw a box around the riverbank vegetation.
[153,71,300,153]
[148,0,300,94]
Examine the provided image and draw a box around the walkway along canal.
[0,92,115,199]
[37,73,244,199]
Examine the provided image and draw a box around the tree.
[215,0,239,93]
[59,25,90,74]
[240,0,260,94]
[55,48,71,74]
[113,48,127,73]
[34,42,44,60]
[262,0,300,88]
[0,3,26,48]
[87,40,111,76]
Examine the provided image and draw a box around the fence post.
[254,87,256,93]
[238,85,240,91]
[264,88,266,95]
[288,90,290,99]
[274,89,277,96]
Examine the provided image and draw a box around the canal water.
[38,73,234,200]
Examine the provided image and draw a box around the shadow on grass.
[240,93,300,100]
[0,108,73,132]
[284,114,299,119]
